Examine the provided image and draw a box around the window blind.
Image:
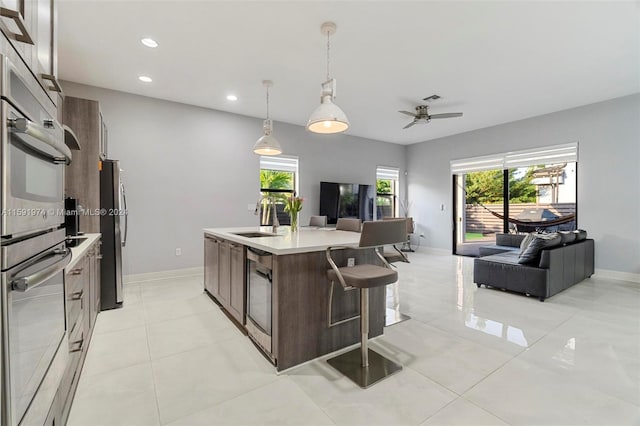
[450,154,504,174]
[376,166,400,181]
[450,142,578,174]
[260,156,298,173]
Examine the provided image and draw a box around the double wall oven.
[1,51,71,426]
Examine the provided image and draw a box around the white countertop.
[203,226,361,255]
[66,233,101,270]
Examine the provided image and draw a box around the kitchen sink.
[231,232,279,238]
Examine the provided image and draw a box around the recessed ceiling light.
[138,75,153,83]
[141,38,158,48]
[226,95,238,101]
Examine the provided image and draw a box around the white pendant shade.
[253,119,282,155]
[307,22,350,135]
[307,94,350,134]
[254,80,282,156]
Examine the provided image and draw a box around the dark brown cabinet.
[204,236,220,297]
[203,235,246,325]
[228,242,245,322]
[218,241,231,305]
[63,96,106,234]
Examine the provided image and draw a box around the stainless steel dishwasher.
[245,247,275,364]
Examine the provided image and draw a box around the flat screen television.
[319,181,374,225]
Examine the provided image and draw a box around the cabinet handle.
[96,255,103,260]
[70,333,84,353]
[41,74,63,93]
[69,267,83,275]
[0,7,34,45]
[71,289,84,309]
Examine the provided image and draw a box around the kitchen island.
[203,226,387,371]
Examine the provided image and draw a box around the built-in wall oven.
[1,229,70,425]
[245,248,274,364]
[0,51,70,425]
[1,53,70,239]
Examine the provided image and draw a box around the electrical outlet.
[175,248,182,256]
[347,258,355,267]
[248,203,255,211]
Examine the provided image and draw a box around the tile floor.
[68,252,640,426]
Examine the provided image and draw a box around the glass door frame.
[452,164,578,255]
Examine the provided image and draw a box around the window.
[376,166,400,219]
[259,156,299,226]
[451,143,578,256]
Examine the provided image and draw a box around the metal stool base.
[385,308,411,327]
[327,348,402,389]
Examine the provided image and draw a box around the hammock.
[476,202,576,228]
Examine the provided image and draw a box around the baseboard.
[594,268,640,284]
[414,246,450,255]
[124,267,203,284]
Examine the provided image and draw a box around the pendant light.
[253,80,282,155]
[307,22,350,134]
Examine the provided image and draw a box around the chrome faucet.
[255,194,279,233]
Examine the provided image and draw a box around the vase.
[290,212,298,232]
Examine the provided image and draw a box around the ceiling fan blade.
[423,94,441,102]
[429,112,463,119]
[398,110,417,117]
[403,121,417,129]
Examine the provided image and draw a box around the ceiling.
[58,1,639,145]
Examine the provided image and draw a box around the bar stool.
[335,218,362,232]
[382,216,414,258]
[381,218,411,326]
[309,215,328,227]
[325,219,407,388]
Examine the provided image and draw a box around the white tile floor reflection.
[68,252,640,426]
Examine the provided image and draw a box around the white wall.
[61,81,406,275]
[407,94,640,276]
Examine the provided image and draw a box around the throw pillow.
[559,231,576,245]
[519,233,535,255]
[518,233,562,264]
[573,229,587,241]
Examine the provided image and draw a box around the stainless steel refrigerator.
[100,159,128,309]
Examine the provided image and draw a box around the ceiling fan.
[399,94,463,129]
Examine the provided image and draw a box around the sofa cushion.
[518,233,562,264]
[496,233,527,248]
[519,233,535,255]
[573,229,587,241]
[558,231,576,245]
[481,251,521,265]
[479,245,518,257]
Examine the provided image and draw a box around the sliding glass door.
[451,143,578,257]
[453,170,505,256]
[508,162,576,234]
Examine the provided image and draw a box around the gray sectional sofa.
[473,232,594,301]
